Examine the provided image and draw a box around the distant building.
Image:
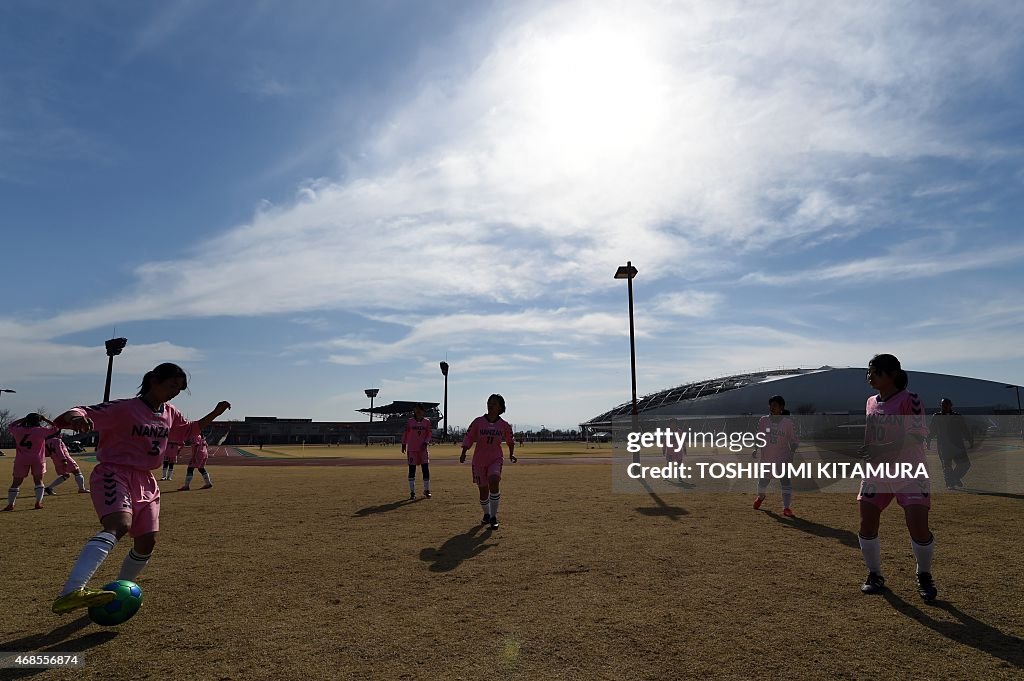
[208,401,442,446]
[581,366,1019,433]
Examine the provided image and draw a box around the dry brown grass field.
[219,442,613,459]
[1,452,1022,680]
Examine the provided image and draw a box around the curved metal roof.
[583,367,829,425]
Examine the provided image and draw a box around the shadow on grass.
[960,487,1024,500]
[634,479,688,521]
[419,525,494,572]
[883,592,1024,669]
[762,509,860,549]
[353,497,419,517]
[0,615,118,678]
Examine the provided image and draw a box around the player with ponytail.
[857,354,936,601]
[460,394,516,529]
[48,362,230,614]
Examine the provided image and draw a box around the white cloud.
[0,339,202,383]
[4,1,1018,338]
[2,0,1022,432]
[650,291,721,318]
[743,242,1024,286]
[320,308,627,366]
[124,0,204,61]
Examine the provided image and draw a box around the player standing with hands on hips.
[49,362,231,614]
[460,394,516,529]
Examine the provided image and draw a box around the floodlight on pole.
[0,389,15,395]
[439,361,449,440]
[103,337,128,403]
[364,388,379,446]
[614,261,640,463]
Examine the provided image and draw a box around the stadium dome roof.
[582,366,1018,428]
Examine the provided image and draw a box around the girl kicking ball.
[50,362,230,614]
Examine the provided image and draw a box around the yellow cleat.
[52,587,116,614]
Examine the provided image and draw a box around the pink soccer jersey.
[164,440,183,463]
[46,437,79,475]
[463,415,514,464]
[402,417,432,454]
[663,428,686,462]
[190,435,210,467]
[757,416,799,464]
[864,390,928,466]
[69,397,193,471]
[8,424,59,464]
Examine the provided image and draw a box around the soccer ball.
[88,580,143,626]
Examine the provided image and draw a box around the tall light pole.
[103,337,128,402]
[614,261,639,463]
[1007,385,1023,444]
[364,388,379,446]
[439,361,449,441]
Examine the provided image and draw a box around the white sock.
[912,534,935,574]
[183,472,194,487]
[74,472,87,491]
[408,477,416,494]
[49,475,69,490]
[859,535,882,575]
[34,485,45,503]
[489,493,501,517]
[424,478,431,492]
[200,470,212,485]
[7,487,19,506]
[61,531,118,595]
[480,498,490,516]
[118,548,152,582]
[782,488,793,509]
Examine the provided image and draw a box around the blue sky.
[2,0,1023,429]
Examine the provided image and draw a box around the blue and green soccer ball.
[88,580,143,626]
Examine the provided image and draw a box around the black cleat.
[861,572,886,594]
[481,514,491,526]
[424,491,432,499]
[410,492,416,500]
[489,516,499,530]
[916,572,938,601]
[44,487,55,496]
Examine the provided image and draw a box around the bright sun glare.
[525,26,667,166]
